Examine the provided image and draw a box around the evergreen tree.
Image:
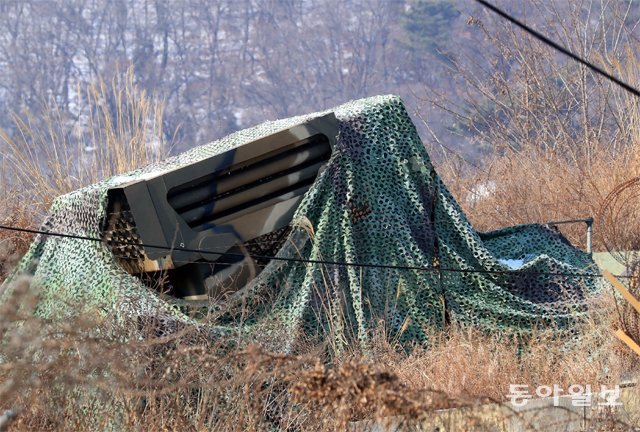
[400,0,460,79]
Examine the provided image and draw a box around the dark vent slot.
[168,134,330,212]
[167,134,331,229]
[193,179,316,232]
[183,158,324,229]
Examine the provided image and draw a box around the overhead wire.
[472,0,640,98]
[1,1,637,283]
[0,223,618,279]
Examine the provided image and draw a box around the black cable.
[0,223,613,279]
[472,0,640,98]
[2,2,627,282]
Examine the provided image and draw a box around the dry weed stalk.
[426,1,640,251]
[424,1,640,360]
[0,287,631,431]
[0,3,638,428]
[0,67,167,224]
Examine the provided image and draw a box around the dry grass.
[0,272,634,431]
[0,67,167,223]
[1,14,640,427]
[0,148,638,429]
[422,3,640,373]
[0,196,33,282]
[439,141,640,251]
[428,3,640,254]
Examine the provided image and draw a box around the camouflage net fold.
[2,95,599,350]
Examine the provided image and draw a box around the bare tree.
[0,0,412,153]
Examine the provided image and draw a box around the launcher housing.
[103,114,338,299]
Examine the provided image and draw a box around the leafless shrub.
[423,0,640,251]
[0,68,167,223]
[0,283,633,431]
[1,3,639,428]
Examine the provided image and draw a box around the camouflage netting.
[1,95,599,350]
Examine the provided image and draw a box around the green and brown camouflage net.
[1,95,599,351]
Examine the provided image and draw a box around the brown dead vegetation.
[1,2,640,429]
